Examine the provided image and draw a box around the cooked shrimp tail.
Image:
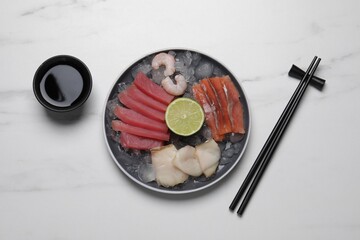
[161,74,187,96]
[151,52,176,76]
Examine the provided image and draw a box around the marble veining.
[20,0,107,17]
[1,0,360,239]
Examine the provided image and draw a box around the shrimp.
[151,52,175,76]
[161,74,187,96]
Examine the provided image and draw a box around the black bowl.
[33,55,92,112]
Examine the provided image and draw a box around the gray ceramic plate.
[103,49,251,194]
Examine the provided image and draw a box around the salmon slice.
[125,85,167,112]
[221,76,245,134]
[112,120,170,141]
[114,105,168,133]
[119,132,164,150]
[192,84,224,141]
[200,79,227,135]
[118,91,165,122]
[209,77,232,134]
[133,71,174,105]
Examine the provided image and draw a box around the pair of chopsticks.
[229,56,323,216]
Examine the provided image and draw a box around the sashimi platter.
[104,49,250,194]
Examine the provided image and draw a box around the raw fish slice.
[173,146,202,177]
[222,76,245,134]
[151,144,188,187]
[133,71,174,105]
[118,91,165,122]
[112,120,170,141]
[120,132,163,150]
[114,105,168,133]
[209,77,232,133]
[192,84,224,141]
[203,164,218,178]
[125,85,168,112]
[195,139,220,177]
[200,79,226,135]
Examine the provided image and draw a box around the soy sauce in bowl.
[33,55,92,112]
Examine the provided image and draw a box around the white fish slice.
[195,139,221,177]
[151,144,188,187]
[173,145,202,177]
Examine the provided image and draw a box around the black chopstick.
[229,56,321,215]
[229,56,318,211]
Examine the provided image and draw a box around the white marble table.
[1,0,360,239]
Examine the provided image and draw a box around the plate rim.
[102,48,252,194]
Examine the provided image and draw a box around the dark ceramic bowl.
[33,55,92,112]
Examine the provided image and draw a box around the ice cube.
[131,63,152,79]
[117,82,128,92]
[220,156,232,165]
[181,66,195,82]
[213,66,225,77]
[218,142,226,152]
[233,142,242,154]
[110,130,120,142]
[187,75,197,84]
[151,66,166,85]
[223,148,235,158]
[175,51,192,68]
[138,162,155,183]
[225,141,232,150]
[175,61,186,73]
[195,61,214,79]
[191,52,201,67]
[142,153,152,164]
[182,91,193,99]
[106,98,119,119]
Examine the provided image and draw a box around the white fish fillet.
[195,139,220,177]
[173,145,202,177]
[151,144,188,187]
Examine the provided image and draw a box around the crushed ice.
[117,82,128,93]
[106,98,119,119]
[151,66,166,85]
[131,61,152,79]
[195,60,214,79]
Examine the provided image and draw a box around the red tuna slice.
[221,76,245,134]
[133,71,174,105]
[118,90,165,122]
[114,105,168,133]
[120,132,163,150]
[126,85,167,112]
[112,120,170,141]
[192,84,224,141]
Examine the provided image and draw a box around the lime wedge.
[165,98,205,136]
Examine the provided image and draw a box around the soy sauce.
[39,65,84,107]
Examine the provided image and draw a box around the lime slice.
[165,98,205,136]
